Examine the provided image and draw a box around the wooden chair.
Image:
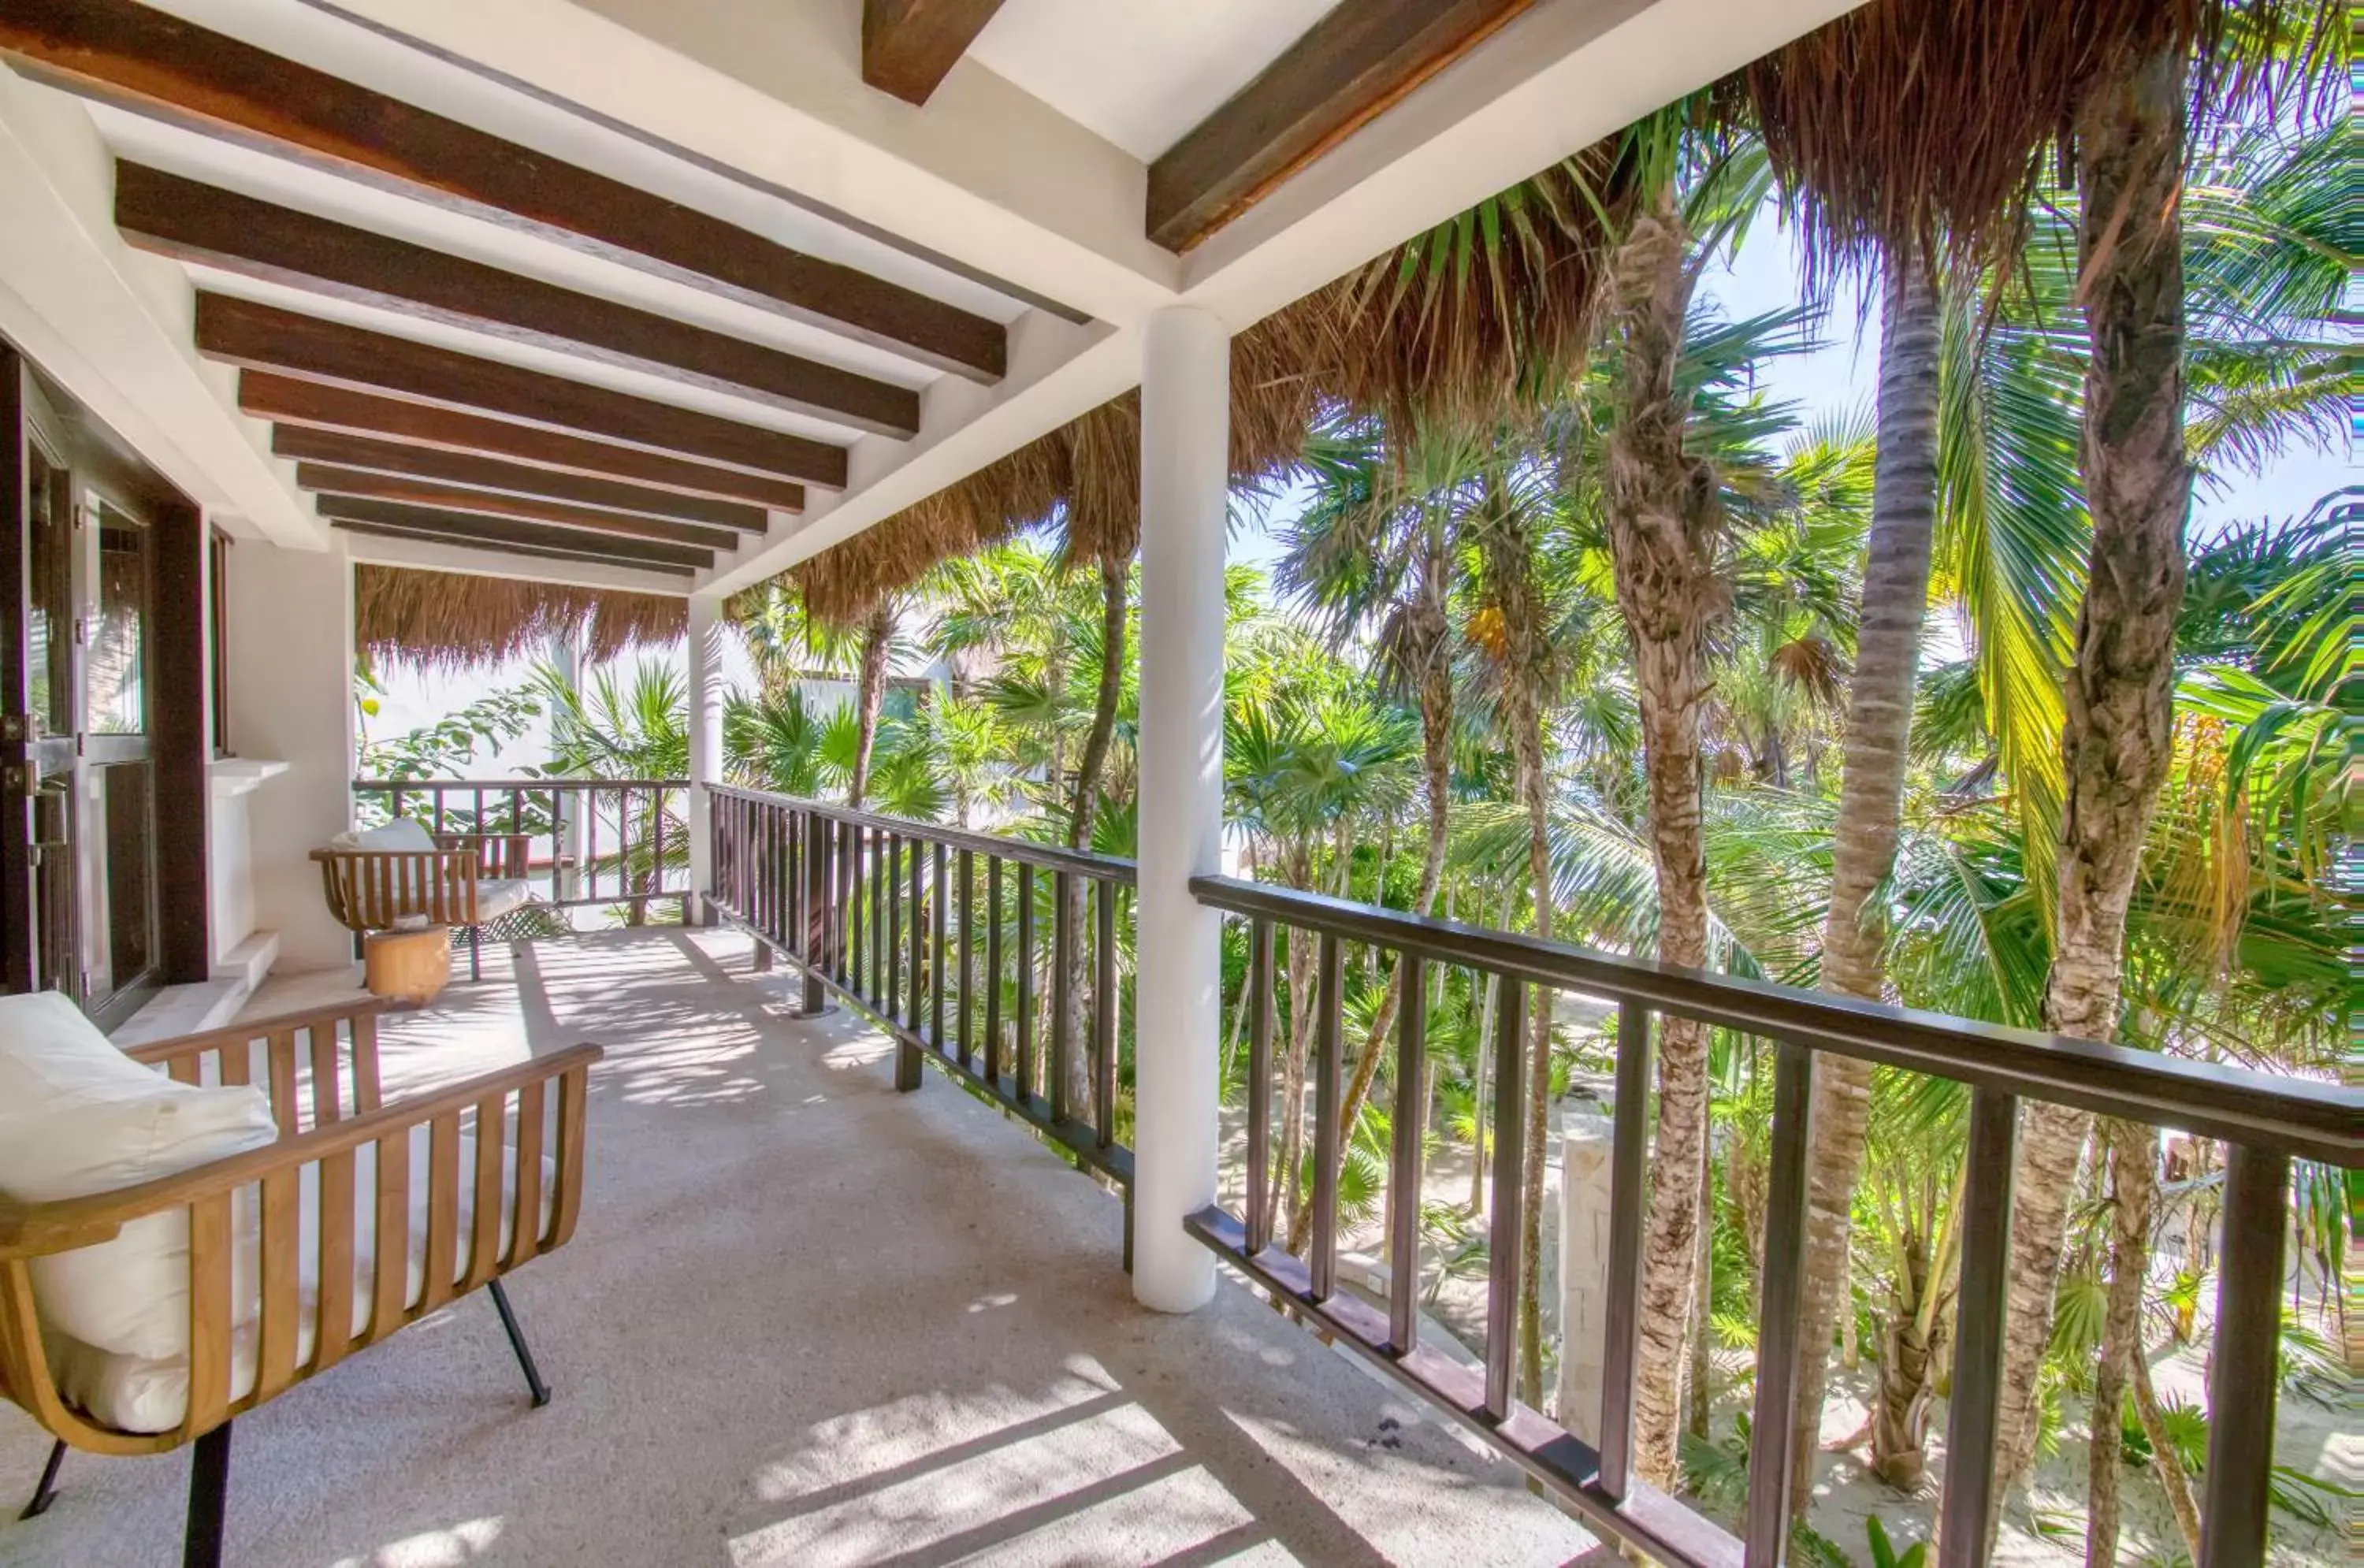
[312,822,541,980]
[0,998,601,1566]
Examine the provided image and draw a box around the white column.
[224,537,355,972]
[1132,307,1228,1313]
[548,631,585,905]
[686,592,725,921]
[1556,1113,1616,1443]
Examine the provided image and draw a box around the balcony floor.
[1,927,1600,1567]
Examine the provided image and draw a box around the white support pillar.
[225,537,355,972]
[1132,307,1228,1313]
[548,631,585,905]
[686,592,724,923]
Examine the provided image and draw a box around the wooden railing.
[352,778,691,917]
[1188,874,2359,1568]
[704,786,1136,1206]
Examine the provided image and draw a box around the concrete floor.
[1,927,1601,1567]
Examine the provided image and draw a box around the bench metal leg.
[20,1439,63,1519]
[489,1280,550,1407]
[184,1421,231,1568]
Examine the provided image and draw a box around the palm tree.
[1782,253,1946,1493]
[1278,417,1470,1169]
[1599,153,1725,1485]
[539,660,690,924]
[847,600,897,810]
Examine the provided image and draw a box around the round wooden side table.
[364,924,452,1007]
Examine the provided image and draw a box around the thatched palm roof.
[1730,0,2330,278]
[791,152,1629,627]
[355,563,686,671]
[794,308,1326,626]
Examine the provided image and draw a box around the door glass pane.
[90,760,154,1001]
[27,453,72,738]
[91,510,147,737]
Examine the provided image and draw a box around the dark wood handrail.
[1191,872,2358,1165]
[352,778,687,791]
[710,784,1136,884]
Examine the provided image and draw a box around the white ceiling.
[967,0,1346,162]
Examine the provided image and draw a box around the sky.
[376,209,2351,774]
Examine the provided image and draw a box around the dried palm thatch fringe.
[1265,149,1630,437]
[355,563,686,671]
[1728,0,2335,284]
[794,310,1324,626]
[790,152,1633,622]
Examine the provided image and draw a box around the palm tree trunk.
[1604,183,1720,1488]
[1478,484,1558,1411]
[1994,49,2193,1518]
[1062,552,1129,1118]
[1686,1150,1715,1440]
[848,604,892,809]
[2131,1310,2204,1560]
[1332,533,1456,1164]
[2085,1120,2150,1568]
[1788,253,1944,1504]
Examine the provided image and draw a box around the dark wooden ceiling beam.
[197,294,846,487]
[294,465,741,552]
[268,426,767,531]
[243,373,807,511]
[0,0,1007,381]
[117,163,920,437]
[333,518,695,579]
[1147,0,1534,252]
[318,497,712,571]
[862,0,1008,106]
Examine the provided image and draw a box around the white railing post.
[1132,307,1228,1313]
[686,593,724,923]
[548,630,585,906]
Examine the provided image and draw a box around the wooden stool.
[365,924,452,1006]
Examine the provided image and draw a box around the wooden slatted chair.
[312,817,542,979]
[0,993,600,1566]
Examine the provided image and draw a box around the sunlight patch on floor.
[732,1361,1280,1568]
[328,1514,503,1568]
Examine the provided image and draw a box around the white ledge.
[209,758,290,797]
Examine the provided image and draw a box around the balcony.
[0,922,1603,1566]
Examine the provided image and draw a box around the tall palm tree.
[1279,418,1470,1161]
[1781,254,1946,1492]
[847,600,896,810]
[1470,464,1563,1410]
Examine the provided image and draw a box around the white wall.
[224,538,355,972]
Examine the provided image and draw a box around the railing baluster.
[958,849,976,1068]
[885,833,902,1020]
[2199,1143,2289,1568]
[1938,1086,2018,1568]
[907,834,925,1033]
[1244,917,1274,1255]
[1015,863,1035,1101]
[869,827,886,1005]
[930,841,947,1048]
[1482,975,1528,1423]
[1051,870,1075,1125]
[847,823,860,990]
[984,857,1004,1083]
[1745,1042,1816,1566]
[1388,951,1424,1355]
[1094,878,1117,1148]
[1599,998,1655,1500]
[1310,931,1344,1302]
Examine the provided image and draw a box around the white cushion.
[45,1124,558,1433]
[472,879,534,920]
[330,817,439,853]
[0,993,277,1358]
